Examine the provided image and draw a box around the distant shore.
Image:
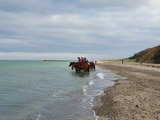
[43,60,72,62]
[94,60,160,120]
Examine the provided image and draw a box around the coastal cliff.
[129,45,160,64]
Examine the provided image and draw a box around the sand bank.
[94,61,160,120]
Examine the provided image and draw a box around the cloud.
[0,38,27,46]
[78,0,160,9]
[0,0,54,14]
[0,0,79,15]
[0,0,160,60]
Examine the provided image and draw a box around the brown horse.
[89,62,95,71]
[79,62,90,72]
[69,62,89,72]
[69,62,80,71]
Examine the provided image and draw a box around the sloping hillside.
[129,45,160,64]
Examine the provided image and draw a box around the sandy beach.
[94,61,160,120]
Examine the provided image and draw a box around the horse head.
[69,62,75,67]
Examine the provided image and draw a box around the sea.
[0,60,121,120]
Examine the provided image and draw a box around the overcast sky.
[0,0,160,60]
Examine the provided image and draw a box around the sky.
[0,0,160,60]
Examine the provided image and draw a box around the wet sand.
[94,61,160,120]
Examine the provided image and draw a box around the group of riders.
[77,57,88,63]
[69,57,96,72]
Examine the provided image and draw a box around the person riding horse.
[69,57,90,72]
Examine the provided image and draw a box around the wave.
[31,114,46,120]
[82,77,105,120]
[89,80,94,86]
[96,73,105,79]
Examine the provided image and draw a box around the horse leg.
[87,66,90,72]
[76,67,81,72]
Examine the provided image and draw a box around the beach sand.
[94,61,160,120]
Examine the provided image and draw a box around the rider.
[77,57,80,62]
[80,57,84,63]
[84,57,88,63]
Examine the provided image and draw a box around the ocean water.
[0,60,120,120]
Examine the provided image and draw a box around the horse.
[79,62,90,72]
[69,62,80,71]
[89,62,95,71]
[69,62,75,69]
[69,62,90,72]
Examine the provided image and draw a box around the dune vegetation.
[129,45,160,64]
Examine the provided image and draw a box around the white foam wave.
[36,114,41,120]
[96,73,105,79]
[31,114,45,120]
[93,90,104,96]
[93,110,99,120]
[89,80,94,86]
[87,90,104,97]
[82,85,88,93]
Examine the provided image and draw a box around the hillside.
[129,45,160,64]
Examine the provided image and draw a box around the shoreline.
[94,61,160,120]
